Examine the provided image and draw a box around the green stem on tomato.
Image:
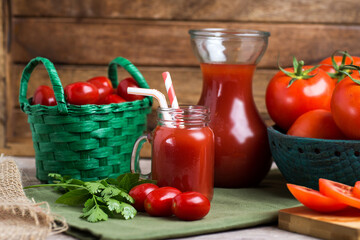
[279,56,319,88]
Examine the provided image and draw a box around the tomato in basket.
[32,85,57,106]
[87,76,113,103]
[117,77,145,101]
[287,183,347,212]
[100,94,126,104]
[64,82,99,105]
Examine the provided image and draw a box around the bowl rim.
[267,125,360,143]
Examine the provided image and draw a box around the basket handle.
[19,57,68,114]
[108,57,150,89]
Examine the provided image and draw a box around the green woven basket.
[19,57,152,183]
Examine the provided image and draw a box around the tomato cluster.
[266,51,360,140]
[287,179,360,213]
[32,76,144,106]
[129,183,211,221]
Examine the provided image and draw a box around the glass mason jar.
[131,106,215,200]
[189,28,272,188]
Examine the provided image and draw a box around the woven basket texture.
[268,126,360,190]
[19,57,152,182]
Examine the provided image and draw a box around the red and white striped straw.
[162,71,179,109]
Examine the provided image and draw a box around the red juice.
[152,125,214,200]
[199,63,272,187]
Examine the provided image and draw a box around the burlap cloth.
[0,155,68,240]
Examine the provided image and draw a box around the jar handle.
[131,135,151,179]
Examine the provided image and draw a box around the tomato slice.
[287,183,347,212]
[319,178,360,209]
[352,181,360,199]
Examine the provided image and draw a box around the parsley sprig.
[25,173,156,223]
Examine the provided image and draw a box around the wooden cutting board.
[279,206,360,240]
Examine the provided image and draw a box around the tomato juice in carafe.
[199,63,271,187]
[190,29,272,187]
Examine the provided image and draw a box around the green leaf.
[106,178,119,186]
[342,71,360,85]
[81,205,108,223]
[287,78,298,88]
[102,186,134,204]
[67,179,85,186]
[83,198,95,213]
[85,182,105,194]
[63,175,72,182]
[107,200,137,220]
[48,173,63,181]
[95,195,107,204]
[55,189,90,206]
[100,205,114,217]
[118,173,141,192]
[100,179,109,187]
[303,65,320,75]
[118,190,134,204]
[292,56,298,72]
[106,198,122,212]
[101,186,121,201]
[117,202,137,220]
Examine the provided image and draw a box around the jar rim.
[157,105,209,112]
[189,28,270,39]
[157,105,210,126]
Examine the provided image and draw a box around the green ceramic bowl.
[267,126,360,190]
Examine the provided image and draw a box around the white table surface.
[13,157,319,240]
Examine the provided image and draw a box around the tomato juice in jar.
[132,106,215,200]
[190,29,272,187]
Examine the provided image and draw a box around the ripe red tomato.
[129,183,159,212]
[266,62,335,131]
[319,53,360,84]
[32,85,57,106]
[353,182,360,199]
[117,77,144,101]
[319,55,360,73]
[287,183,347,212]
[331,71,360,139]
[319,178,360,209]
[101,94,126,104]
[287,109,346,139]
[64,82,99,105]
[87,76,113,103]
[171,192,211,221]
[144,187,181,217]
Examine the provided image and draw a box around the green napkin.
[25,170,300,240]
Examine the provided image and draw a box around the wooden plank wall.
[2,0,360,156]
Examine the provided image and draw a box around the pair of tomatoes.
[32,77,144,106]
[266,52,360,139]
[129,183,211,221]
[288,179,360,213]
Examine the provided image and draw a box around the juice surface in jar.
[199,63,272,188]
[151,114,214,200]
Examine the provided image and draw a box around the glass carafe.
[189,29,271,187]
